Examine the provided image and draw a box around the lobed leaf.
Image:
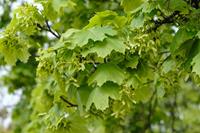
[82,37,126,58]
[86,82,121,110]
[70,26,117,48]
[88,63,126,86]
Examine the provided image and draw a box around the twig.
[45,20,61,39]
[170,90,177,132]
[147,11,180,32]
[37,21,61,39]
[144,88,157,132]
[60,96,78,107]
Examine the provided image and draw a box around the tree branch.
[147,11,180,33]
[37,21,61,39]
[60,96,78,107]
[144,88,157,132]
[170,91,177,132]
[45,20,61,39]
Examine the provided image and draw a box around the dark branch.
[144,88,157,132]
[45,20,61,39]
[170,91,177,132]
[60,96,78,107]
[37,21,61,39]
[147,11,180,33]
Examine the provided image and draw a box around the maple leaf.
[82,37,126,58]
[86,82,121,110]
[71,26,117,48]
[88,63,126,86]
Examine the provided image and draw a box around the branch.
[45,20,61,39]
[147,11,180,32]
[60,96,78,107]
[170,91,177,132]
[144,88,157,132]
[37,21,61,39]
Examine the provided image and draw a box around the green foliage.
[70,26,117,48]
[0,35,30,65]
[192,52,200,76]
[86,82,121,110]
[85,10,127,28]
[0,0,200,133]
[82,37,126,58]
[121,0,144,13]
[88,63,125,86]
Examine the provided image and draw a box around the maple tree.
[0,0,200,133]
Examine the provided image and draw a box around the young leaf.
[86,82,121,110]
[88,63,126,86]
[71,26,117,48]
[0,36,30,65]
[85,10,127,28]
[82,37,126,58]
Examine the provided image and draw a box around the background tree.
[0,0,200,133]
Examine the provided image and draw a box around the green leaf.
[82,37,126,58]
[71,26,117,48]
[169,0,189,14]
[134,85,153,103]
[77,85,93,107]
[125,55,139,69]
[121,0,144,13]
[85,10,127,28]
[192,52,200,76]
[197,31,200,39]
[88,63,126,86]
[7,4,43,35]
[62,29,79,40]
[86,82,121,110]
[65,113,89,133]
[131,14,145,30]
[44,104,66,128]
[171,28,196,53]
[52,0,76,13]
[156,82,165,98]
[161,59,176,73]
[126,74,140,89]
[44,105,89,133]
[0,36,30,65]
[31,87,53,113]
